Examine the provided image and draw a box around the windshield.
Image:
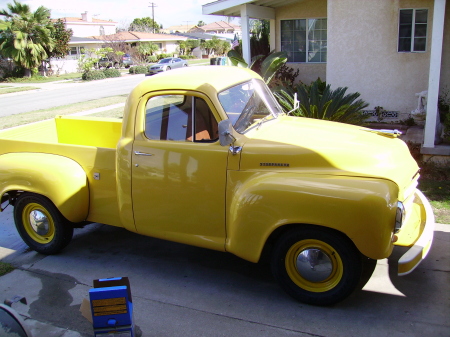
[158,58,171,64]
[218,79,283,133]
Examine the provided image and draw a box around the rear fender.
[0,153,89,222]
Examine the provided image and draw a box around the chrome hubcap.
[29,210,50,235]
[296,248,333,282]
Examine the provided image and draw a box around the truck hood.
[239,115,419,189]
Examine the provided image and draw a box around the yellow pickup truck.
[0,66,434,305]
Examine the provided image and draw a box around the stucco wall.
[326,0,445,115]
[275,0,327,85]
[67,23,117,38]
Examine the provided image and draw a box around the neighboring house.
[90,31,188,54]
[58,11,117,37]
[49,36,102,74]
[203,0,449,157]
[173,32,234,58]
[190,21,241,35]
[161,24,198,34]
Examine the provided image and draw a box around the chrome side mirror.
[218,119,236,146]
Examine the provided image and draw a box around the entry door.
[131,93,229,251]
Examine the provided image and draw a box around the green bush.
[103,68,121,78]
[82,70,106,81]
[129,66,148,74]
[147,55,158,63]
[157,53,172,60]
[273,78,370,126]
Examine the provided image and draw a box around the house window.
[398,9,428,52]
[69,47,78,55]
[100,26,105,35]
[281,18,327,63]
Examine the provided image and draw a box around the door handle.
[134,151,153,156]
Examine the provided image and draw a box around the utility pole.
[182,21,191,33]
[148,2,157,33]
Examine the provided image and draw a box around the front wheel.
[271,227,362,306]
[14,193,73,255]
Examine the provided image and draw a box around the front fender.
[226,171,399,262]
[0,153,89,222]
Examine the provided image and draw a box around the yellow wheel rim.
[22,203,55,244]
[285,239,343,293]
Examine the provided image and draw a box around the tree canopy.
[47,19,73,59]
[129,17,160,33]
[0,0,55,76]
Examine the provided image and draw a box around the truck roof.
[130,66,261,97]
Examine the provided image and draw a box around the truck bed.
[0,116,124,227]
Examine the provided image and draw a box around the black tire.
[271,226,362,306]
[14,193,73,255]
[166,66,171,70]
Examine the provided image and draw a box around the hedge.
[129,66,148,74]
[103,68,121,78]
[82,70,106,81]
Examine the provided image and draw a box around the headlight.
[395,201,405,233]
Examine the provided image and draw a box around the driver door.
[131,92,229,251]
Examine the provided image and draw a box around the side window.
[145,95,218,142]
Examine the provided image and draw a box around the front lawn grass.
[2,73,82,83]
[0,86,40,94]
[0,95,127,130]
[418,162,450,224]
[0,262,14,277]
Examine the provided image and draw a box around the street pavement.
[0,203,449,337]
[0,74,146,117]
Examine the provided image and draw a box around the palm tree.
[0,0,54,77]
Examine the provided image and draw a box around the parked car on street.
[148,57,188,75]
[96,57,114,69]
[121,54,133,68]
[96,54,133,69]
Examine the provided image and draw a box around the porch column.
[423,0,446,148]
[240,4,276,65]
[270,19,276,51]
[241,5,251,65]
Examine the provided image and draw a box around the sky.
[0,0,237,29]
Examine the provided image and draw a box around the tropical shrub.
[273,79,370,126]
[103,68,121,78]
[129,65,147,74]
[227,49,287,85]
[82,70,105,81]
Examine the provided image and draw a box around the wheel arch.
[259,223,360,264]
[0,153,89,222]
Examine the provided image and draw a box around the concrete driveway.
[0,205,449,337]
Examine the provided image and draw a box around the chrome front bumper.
[397,189,435,276]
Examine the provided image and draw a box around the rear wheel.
[271,227,362,306]
[14,193,73,254]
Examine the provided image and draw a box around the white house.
[203,0,449,158]
[58,11,117,37]
[90,31,188,55]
